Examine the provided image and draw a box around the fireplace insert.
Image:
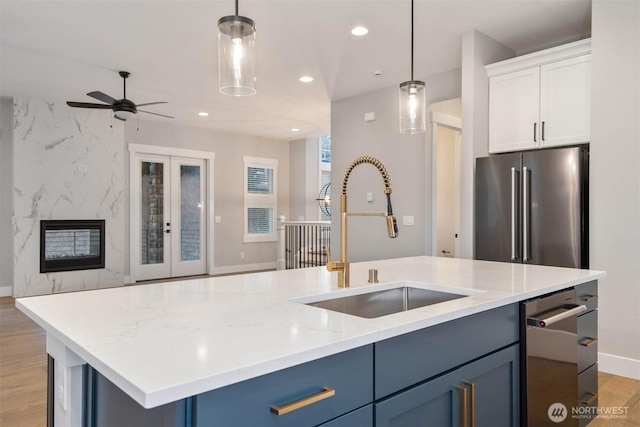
[40,220,105,273]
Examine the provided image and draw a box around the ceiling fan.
[66,71,173,121]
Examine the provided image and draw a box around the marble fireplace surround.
[12,99,125,297]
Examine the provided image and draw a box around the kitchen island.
[17,256,605,426]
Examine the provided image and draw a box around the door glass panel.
[140,161,164,265]
[180,165,201,261]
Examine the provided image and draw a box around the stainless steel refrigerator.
[475,146,589,269]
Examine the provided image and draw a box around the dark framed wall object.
[40,220,106,273]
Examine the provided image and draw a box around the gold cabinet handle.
[580,337,598,347]
[456,385,467,427]
[464,381,476,427]
[581,392,599,405]
[581,294,598,302]
[270,386,335,416]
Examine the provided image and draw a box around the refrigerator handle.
[523,166,530,262]
[511,167,518,261]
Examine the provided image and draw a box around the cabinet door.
[539,55,591,147]
[460,344,520,427]
[375,369,461,427]
[489,67,541,153]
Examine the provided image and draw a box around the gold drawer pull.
[581,392,599,405]
[581,295,598,302]
[580,337,598,347]
[464,381,476,427]
[456,385,467,427]
[270,386,335,416]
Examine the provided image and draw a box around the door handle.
[527,304,587,327]
[456,385,467,427]
[464,381,475,427]
[511,167,518,261]
[522,166,530,262]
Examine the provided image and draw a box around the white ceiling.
[0,0,591,141]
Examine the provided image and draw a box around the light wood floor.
[1,296,638,426]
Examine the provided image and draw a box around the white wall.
[590,0,640,379]
[460,30,515,259]
[124,120,290,273]
[330,68,461,272]
[12,98,125,297]
[0,98,15,296]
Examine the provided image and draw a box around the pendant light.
[399,0,426,134]
[218,0,256,96]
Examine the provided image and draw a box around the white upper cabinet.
[486,39,591,154]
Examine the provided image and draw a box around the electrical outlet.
[403,216,415,226]
[240,251,245,259]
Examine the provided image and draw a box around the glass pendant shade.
[218,15,256,96]
[399,80,426,134]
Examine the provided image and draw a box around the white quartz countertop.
[17,256,605,409]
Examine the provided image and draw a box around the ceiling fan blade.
[87,91,116,105]
[67,101,113,109]
[136,101,168,107]
[138,110,174,119]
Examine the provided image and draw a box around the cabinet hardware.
[527,304,587,327]
[269,386,335,416]
[579,337,598,347]
[581,392,598,405]
[581,295,598,302]
[541,121,545,141]
[456,385,467,427]
[533,123,537,142]
[464,381,476,427]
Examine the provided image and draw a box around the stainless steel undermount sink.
[302,283,469,319]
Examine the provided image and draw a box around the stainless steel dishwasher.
[521,288,588,426]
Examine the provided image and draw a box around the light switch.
[215,216,222,223]
[403,216,415,226]
[366,192,373,202]
[364,112,376,122]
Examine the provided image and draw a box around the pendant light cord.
[411,0,414,81]
[235,0,239,16]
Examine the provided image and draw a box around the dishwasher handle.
[527,304,587,328]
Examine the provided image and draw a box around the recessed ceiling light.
[198,112,209,117]
[291,128,300,132]
[299,76,314,83]
[351,26,368,36]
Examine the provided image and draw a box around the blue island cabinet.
[86,305,520,427]
[375,344,519,427]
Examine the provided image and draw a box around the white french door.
[132,153,208,281]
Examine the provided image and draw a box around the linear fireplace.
[40,220,105,273]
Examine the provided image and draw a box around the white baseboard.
[210,262,277,276]
[598,352,640,380]
[0,286,12,297]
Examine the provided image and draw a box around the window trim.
[243,156,278,243]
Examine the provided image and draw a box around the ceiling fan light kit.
[399,0,426,134]
[218,0,256,96]
[66,71,173,121]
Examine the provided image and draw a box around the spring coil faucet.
[327,155,398,287]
